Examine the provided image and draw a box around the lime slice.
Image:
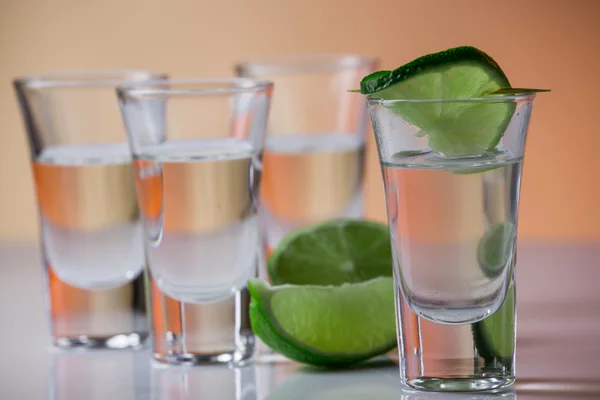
[361,46,514,158]
[472,281,515,365]
[477,222,515,277]
[268,219,392,286]
[248,277,397,367]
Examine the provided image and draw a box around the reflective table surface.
[1,242,599,399]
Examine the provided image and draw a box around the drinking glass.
[14,70,166,349]
[118,78,272,365]
[235,54,378,262]
[367,93,536,391]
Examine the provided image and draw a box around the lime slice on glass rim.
[248,277,397,367]
[359,46,548,158]
[268,219,393,286]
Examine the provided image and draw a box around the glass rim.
[366,92,536,104]
[117,77,273,99]
[235,53,379,75]
[13,70,167,89]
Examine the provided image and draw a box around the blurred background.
[0,0,598,241]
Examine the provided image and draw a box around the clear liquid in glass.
[33,143,147,347]
[134,138,259,362]
[260,133,365,256]
[382,150,519,389]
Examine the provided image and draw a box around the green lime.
[472,281,515,365]
[248,277,397,367]
[477,222,515,277]
[268,219,393,286]
[360,46,514,158]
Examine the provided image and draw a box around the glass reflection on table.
[49,349,148,400]
[261,359,515,400]
[151,361,257,400]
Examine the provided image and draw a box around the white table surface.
[1,242,599,399]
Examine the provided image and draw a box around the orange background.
[0,0,598,241]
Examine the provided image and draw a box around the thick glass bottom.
[53,332,148,350]
[405,376,514,392]
[154,347,254,366]
[149,270,255,367]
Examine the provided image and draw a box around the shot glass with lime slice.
[361,46,545,392]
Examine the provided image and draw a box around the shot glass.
[14,70,166,349]
[235,54,378,262]
[367,94,536,391]
[118,78,272,365]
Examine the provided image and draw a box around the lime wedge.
[361,46,514,158]
[472,282,515,365]
[477,222,515,277]
[248,277,397,367]
[268,219,392,286]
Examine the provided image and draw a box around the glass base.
[53,332,148,350]
[153,349,254,366]
[405,377,514,392]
